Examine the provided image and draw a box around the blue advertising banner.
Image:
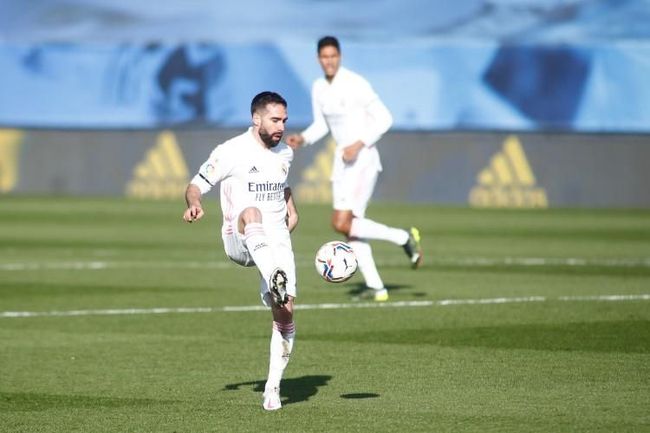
[1,1,650,131]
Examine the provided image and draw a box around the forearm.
[185,183,202,207]
[301,116,329,146]
[284,188,299,232]
[301,94,329,145]
[360,98,393,147]
[183,183,205,223]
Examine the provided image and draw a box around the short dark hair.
[250,91,287,116]
[317,36,340,54]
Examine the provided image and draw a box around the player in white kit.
[183,92,297,411]
[287,36,422,302]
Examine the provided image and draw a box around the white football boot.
[269,268,288,306]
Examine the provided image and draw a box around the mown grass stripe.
[1,256,649,272]
[2,294,648,319]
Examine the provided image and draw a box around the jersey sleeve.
[357,78,393,147]
[301,82,330,145]
[279,144,294,189]
[190,144,234,194]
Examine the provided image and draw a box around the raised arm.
[358,74,393,148]
[342,79,393,163]
[286,85,329,150]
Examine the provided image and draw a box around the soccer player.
[286,36,422,302]
[183,91,297,411]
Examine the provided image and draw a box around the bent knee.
[239,207,263,233]
[240,207,263,222]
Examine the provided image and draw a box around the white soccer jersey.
[301,66,393,152]
[191,128,293,236]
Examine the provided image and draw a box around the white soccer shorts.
[332,160,379,218]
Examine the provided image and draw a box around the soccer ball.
[314,241,358,283]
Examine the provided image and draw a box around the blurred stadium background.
[1,0,649,207]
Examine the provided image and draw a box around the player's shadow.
[224,375,331,406]
[340,392,380,399]
[348,282,425,298]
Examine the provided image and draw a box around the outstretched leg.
[334,210,422,270]
[332,210,386,301]
[347,238,388,301]
[348,216,409,246]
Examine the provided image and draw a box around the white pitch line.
[0,261,235,271]
[437,257,650,267]
[1,294,649,319]
[559,294,650,302]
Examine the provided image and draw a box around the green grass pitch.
[1,196,649,432]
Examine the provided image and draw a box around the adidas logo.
[126,130,190,199]
[0,128,23,193]
[296,137,335,203]
[249,166,259,174]
[469,135,548,208]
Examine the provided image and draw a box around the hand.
[183,205,204,223]
[342,141,364,163]
[285,134,304,150]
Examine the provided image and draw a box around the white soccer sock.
[265,321,295,391]
[348,239,384,290]
[349,218,409,246]
[244,223,275,282]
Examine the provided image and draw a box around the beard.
[259,127,282,148]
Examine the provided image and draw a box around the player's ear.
[252,113,261,126]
